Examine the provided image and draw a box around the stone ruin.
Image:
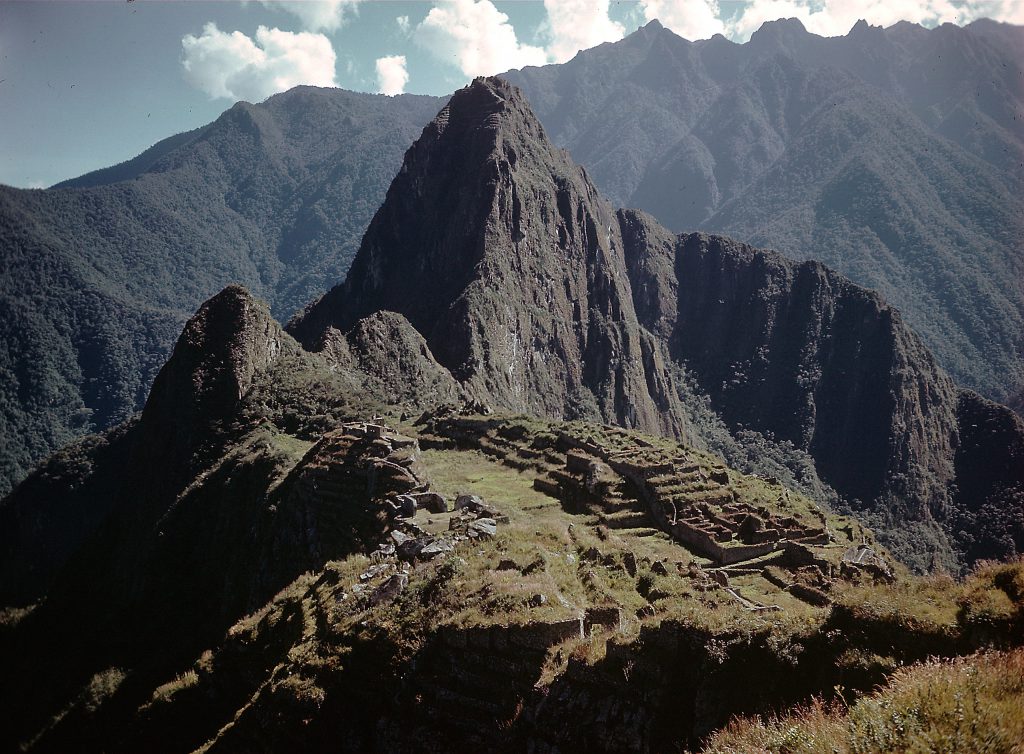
[539,433,831,567]
[411,412,873,611]
[300,420,511,608]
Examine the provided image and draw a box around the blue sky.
[1,0,1019,189]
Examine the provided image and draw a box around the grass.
[700,648,1024,754]
[828,558,1024,643]
[266,431,314,461]
[832,574,962,635]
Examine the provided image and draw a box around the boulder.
[359,563,392,582]
[395,494,417,517]
[368,573,409,606]
[419,539,454,560]
[413,491,449,513]
[455,494,485,512]
[397,536,428,562]
[469,518,497,538]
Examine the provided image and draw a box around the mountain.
[4,18,1021,509]
[1,291,1021,753]
[292,77,1023,573]
[502,18,1024,412]
[289,77,683,438]
[3,283,1023,753]
[3,77,1024,752]
[0,87,443,497]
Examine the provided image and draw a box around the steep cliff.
[504,19,1024,410]
[291,77,684,438]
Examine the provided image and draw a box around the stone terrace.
[417,412,832,567]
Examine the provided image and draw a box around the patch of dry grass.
[701,648,1024,754]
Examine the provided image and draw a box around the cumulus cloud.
[260,0,361,32]
[396,15,411,35]
[376,54,409,95]
[725,0,992,41]
[640,0,725,40]
[181,23,337,101]
[413,0,547,78]
[950,0,1024,24]
[544,0,625,63]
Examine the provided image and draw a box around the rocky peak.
[749,17,811,48]
[143,285,297,454]
[291,77,683,436]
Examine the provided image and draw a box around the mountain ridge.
[0,87,445,496]
[502,16,1024,409]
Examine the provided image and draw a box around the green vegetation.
[0,88,443,496]
[5,392,1023,752]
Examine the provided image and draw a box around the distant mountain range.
[504,17,1024,409]
[1,17,1021,512]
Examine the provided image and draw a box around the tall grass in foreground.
[702,648,1024,753]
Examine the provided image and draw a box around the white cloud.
[543,0,625,63]
[376,54,409,95]
[260,0,361,32]
[396,15,411,35]
[413,0,547,78]
[640,0,726,40]
[181,23,337,101]
[956,0,1024,24]
[725,0,989,41]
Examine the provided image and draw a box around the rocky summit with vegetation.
[1,71,1023,753]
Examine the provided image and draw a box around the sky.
[1,0,1021,189]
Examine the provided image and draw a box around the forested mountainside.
[2,18,1020,516]
[0,88,443,495]
[4,277,1023,754]
[503,17,1024,410]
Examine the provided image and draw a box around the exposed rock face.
[950,391,1024,562]
[621,215,959,515]
[291,77,684,437]
[320,312,467,409]
[503,19,1024,410]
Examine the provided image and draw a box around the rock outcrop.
[320,311,467,409]
[141,285,299,465]
[621,216,959,517]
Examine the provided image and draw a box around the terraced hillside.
[2,286,1022,753]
